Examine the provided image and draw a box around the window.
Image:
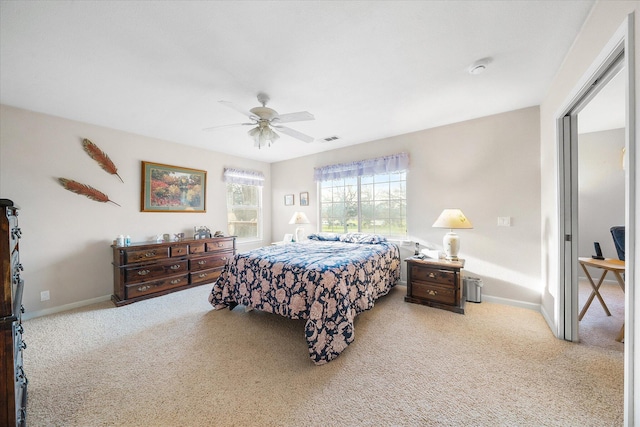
[224,168,264,241]
[315,153,408,238]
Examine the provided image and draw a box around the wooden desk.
[578,257,625,341]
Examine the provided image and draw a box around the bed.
[208,233,401,365]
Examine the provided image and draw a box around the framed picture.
[141,161,206,212]
[284,194,294,206]
[300,191,309,206]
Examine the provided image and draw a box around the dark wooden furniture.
[405,257,465,314]
[0,199,27,426]
[112,236,235,306]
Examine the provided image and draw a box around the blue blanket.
[209,240,401,364]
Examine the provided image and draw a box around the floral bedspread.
[208,240,401,365]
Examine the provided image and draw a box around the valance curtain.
[223,168,265,187]
[313,152,409,182]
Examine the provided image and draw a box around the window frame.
[225,182,263,243]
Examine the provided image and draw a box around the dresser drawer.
[170,244,188,257]
[190,268,223,285]
[189,242,206,255]
[206,239,234,253]
[126,274,189,299]
[124,260,188,284]
[411,265,455,286]
[124,247,169,264]
[190,251,233,272]
[412,280,456,305]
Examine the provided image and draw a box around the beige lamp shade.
[432,209,472,261]
[432,209,473,229]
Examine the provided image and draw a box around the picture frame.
[284,194,294,206]
[141,161,206,212]
[300,191,309,206]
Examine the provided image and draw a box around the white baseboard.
[23,295,112,321]
[480,294,541,312]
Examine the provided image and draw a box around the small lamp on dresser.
[289,211,310,242]
[432,209,473,261]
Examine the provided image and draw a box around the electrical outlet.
[41,290,50,301]
[497,217,512,227]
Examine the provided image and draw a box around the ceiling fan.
[204,93,315,148]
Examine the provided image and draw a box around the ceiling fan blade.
[273,125,315,143]
[273,111,315,123]
[203,122,254,132]
[219,100,258,120]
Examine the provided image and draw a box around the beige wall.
[578,128,625,264]
[0,105,272,316]
[272,107,542,307]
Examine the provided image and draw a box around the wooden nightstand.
[405,257,465,314]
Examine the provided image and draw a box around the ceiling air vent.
[321,135,341,143]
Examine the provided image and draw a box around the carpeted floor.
[23,283,623,426]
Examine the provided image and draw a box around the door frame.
[556,13,635,423]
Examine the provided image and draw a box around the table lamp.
[289,211,310,242]
[432,209,473,261]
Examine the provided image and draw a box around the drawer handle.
[428,273,436,278]
[222,257,227,261]
[137,285,152,292]
[198,273,208,278]
[144,251,157,258]
[137,269,151,276]
[170,264,181,270]
[170,278,183,284]
[198,260,207,265]
[427,290,438,296]
[217,243,224,247]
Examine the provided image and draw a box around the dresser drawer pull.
[217,243,224,247]
[428,272,436,278]
[137,285,152,292]
[170,264,181,270]
[144,251,157,258]
[198,273,208,278]
[170,278,183,285]
[137,269,151,276]
[222,257,228,261]
[198,260,207,265]
[427,290,438,296]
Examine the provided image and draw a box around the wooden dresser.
[0,199,27,426]
[405,257,465,314]
[112,236,235,306]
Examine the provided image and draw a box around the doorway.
[556,15,635,421]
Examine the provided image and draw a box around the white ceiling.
[1,1,598,163]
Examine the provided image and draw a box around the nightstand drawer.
[412,280,456,305]
[410,265,455,285]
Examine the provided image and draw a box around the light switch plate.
[497,217,511,227]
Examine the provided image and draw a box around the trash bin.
[464,276,483,303]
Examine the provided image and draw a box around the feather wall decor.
[58,178,121,206]
[82,138,124,183]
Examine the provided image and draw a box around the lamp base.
[443,231,460,261]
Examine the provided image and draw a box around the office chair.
[610,226,625,261]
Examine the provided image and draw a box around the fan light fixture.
[248,121,280,149]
